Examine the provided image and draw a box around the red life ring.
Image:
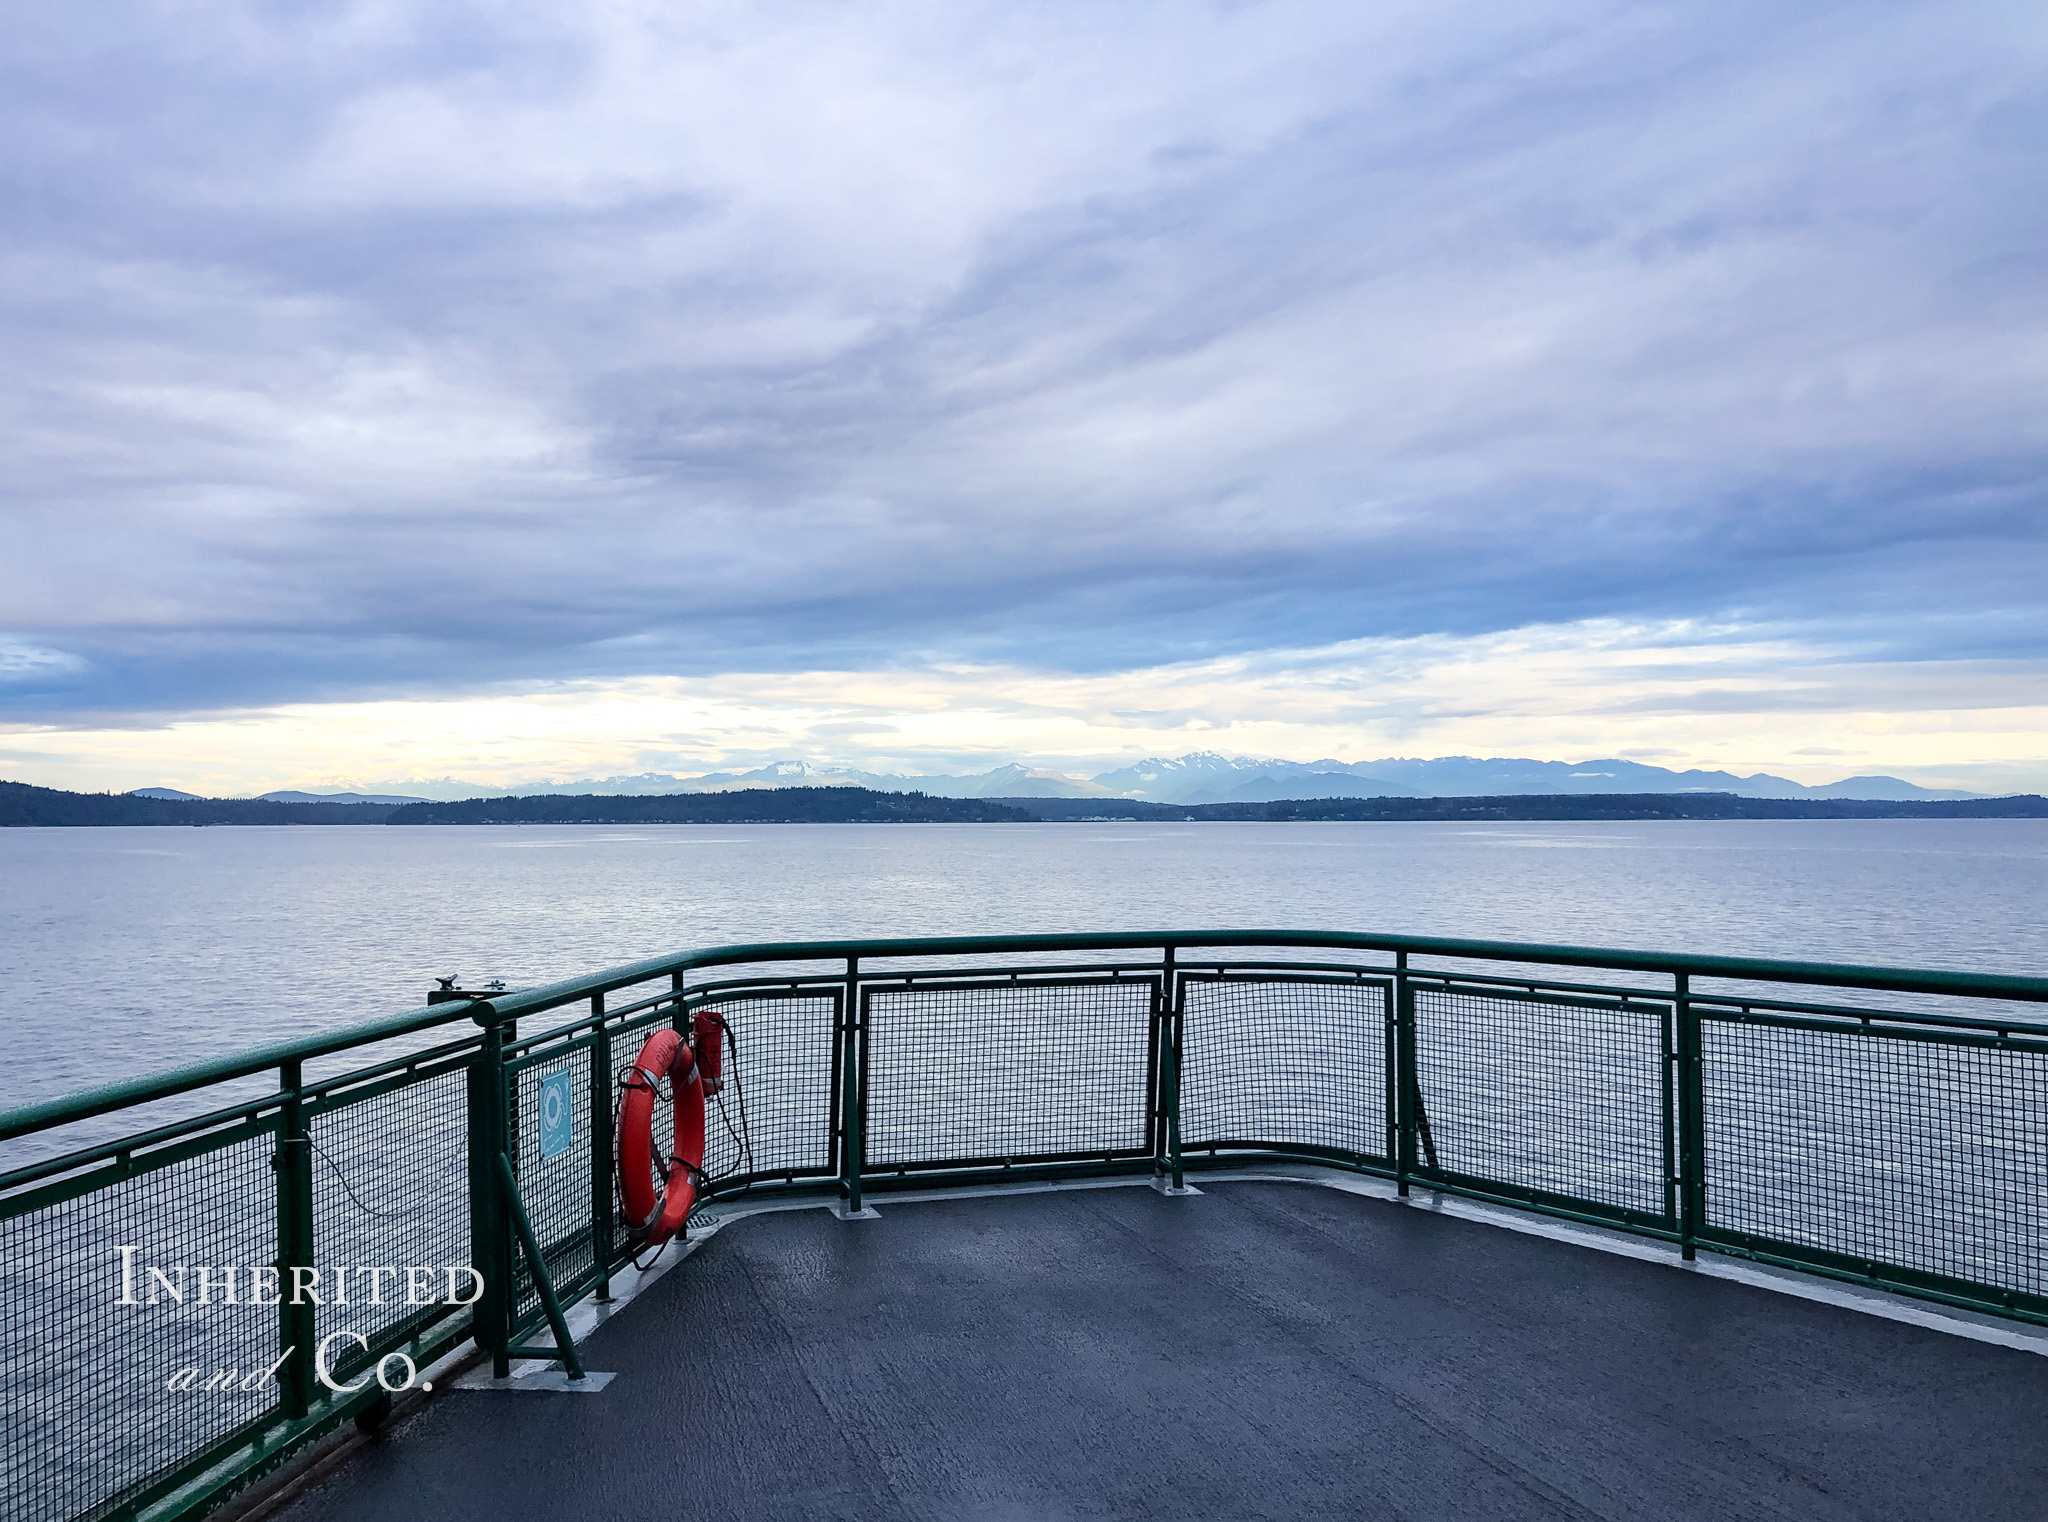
[616,1011,727,1249]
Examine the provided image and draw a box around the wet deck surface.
[276,1180,2048,1521]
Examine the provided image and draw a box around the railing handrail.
[470,930,2048,1022]
[7,928,2047,1144]
[0,1001,470,1143]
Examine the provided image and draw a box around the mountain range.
[140,753,1986,805]
[133,786,434,805]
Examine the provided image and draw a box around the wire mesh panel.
[1702,1018,2048,1301]
[509,1046,596,1322]
[308,1065,473,1371]
[0,1128,279,1522]
[1179,975,1390,1159]
[697,992,838,1187]
[1414,984,1670,1220]
[863,979,1156,1168]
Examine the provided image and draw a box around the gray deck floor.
[275,1180,2048,1521]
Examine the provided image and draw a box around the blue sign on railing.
[538,1071,574,1160]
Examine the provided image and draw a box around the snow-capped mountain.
[1083,754,1980,803]
[680,760,1111,799]
[1089,753,1416,804]
[315,753,1984,805]
[932,764,1114,798]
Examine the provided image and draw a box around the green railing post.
[1395,953,1417,1196]
[274,1059,316,1421]
[589,992,613,1301]
[1165,1009,1184,1192]
[1382,962,1400,1165]
[1158,944,1185,1189]
[1674,972,1704,1261]
[467,1013,513,1378]
[1152,945,1179,1183]
[841,955,863,1213]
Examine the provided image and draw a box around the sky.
[3,1,2044,796]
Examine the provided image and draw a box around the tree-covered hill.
[0,780,397,826]
[6,779,2042,827]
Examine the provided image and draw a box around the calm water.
[3,819,2044,1115]
[5,818,2046,1518]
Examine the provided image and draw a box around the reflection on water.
[2,819,2043,1113]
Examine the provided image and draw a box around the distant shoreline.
[4,779,2045,826]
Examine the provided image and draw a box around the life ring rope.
[614,1010,727,1255]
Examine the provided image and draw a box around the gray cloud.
[2,1,2043,718]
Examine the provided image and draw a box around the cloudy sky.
[3,1,2043,794]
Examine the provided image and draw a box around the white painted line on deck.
[1203,1163,2048,1361]
[454,1367,616,1393]
[461,1164,2048,1375]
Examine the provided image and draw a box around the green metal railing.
[4,930,2047,1522]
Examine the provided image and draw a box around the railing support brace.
[495,1153,586,1380]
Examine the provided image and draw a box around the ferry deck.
[268,1173,2048,1522]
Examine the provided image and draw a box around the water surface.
[3,819,2043,1112]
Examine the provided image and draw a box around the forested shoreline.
[5,778,2043,827]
